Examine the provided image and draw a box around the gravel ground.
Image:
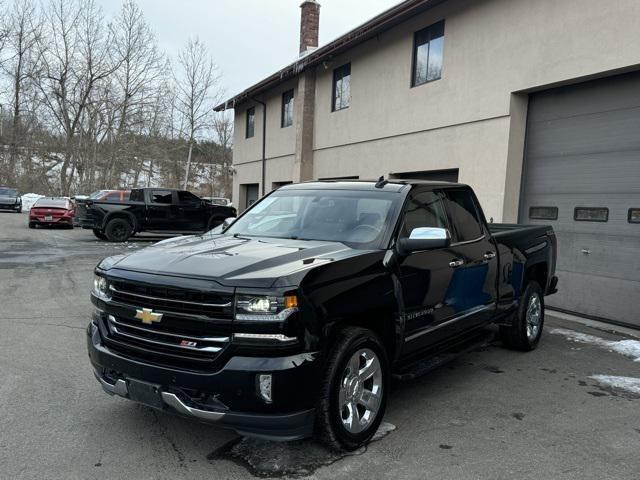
[1,211,639,480]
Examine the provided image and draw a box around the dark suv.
[0,187,22,213]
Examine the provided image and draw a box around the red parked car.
[88,190,131,202]
[29,198,75,229]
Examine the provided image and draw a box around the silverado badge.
[135,308,163,325]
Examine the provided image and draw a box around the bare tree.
[0,0,42,184]
[35,0,118,194]
[111,0,164,134]
[211,111,233,197]
[174,37,221,190]
[0,0,231,197]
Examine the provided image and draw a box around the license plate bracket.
[126,378,164,409]
[44,215,53,221]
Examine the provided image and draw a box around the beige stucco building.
[216,0,640,328]
[216,0,640,220]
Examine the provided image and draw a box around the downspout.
[252,97,267,196]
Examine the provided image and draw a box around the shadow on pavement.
[207,423,396,478]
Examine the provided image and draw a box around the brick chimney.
[299,0,320,55]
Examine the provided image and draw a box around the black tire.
[500,281,544,351]
[92,229,108,240]
[316,327,389,451]
[16,207,22,213]
[104,218,133,242]
[28,222,36,229]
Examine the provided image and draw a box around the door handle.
[449,259,465,268]
[581,248,591,255]
[483,251,496,260]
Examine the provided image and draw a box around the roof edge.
[214,0,445,111]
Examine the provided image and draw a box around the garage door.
[520,71,640,328]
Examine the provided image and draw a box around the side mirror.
[222,217,236,229]
[397,227,450,256]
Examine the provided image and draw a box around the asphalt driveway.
[1,211,639,480]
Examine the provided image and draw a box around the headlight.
[93,274,111,301]
[235,294,298,321]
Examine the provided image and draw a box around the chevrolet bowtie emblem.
[135,308,163,325]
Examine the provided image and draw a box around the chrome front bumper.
[93,368,314,440]
[95,370,226,422]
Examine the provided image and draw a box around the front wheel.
[500,281,544,351]
[316,327,389,451]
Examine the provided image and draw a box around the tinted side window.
[151,190,173,204]
[400,190,448,238]
[178,191,201,204]
[445,189,483,242]
[129,190,143,202]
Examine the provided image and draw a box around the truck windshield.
[0,188,17,196]
[225,189,400,248]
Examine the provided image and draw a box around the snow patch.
[21,193,45,211]
[550,328,640,362]
[371,421,397,441]
[589,375,640,396]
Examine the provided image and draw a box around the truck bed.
[489,223,553,251]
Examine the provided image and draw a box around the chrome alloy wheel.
[526,293,542,341]
[338,348,383,434]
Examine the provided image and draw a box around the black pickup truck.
[76,188,236,242]
[87,180,557,450]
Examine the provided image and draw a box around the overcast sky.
[97,0,399,98]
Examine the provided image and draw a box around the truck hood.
[102,233,370,288]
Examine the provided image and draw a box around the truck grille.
[100,279,234,370]
[108,280,233,320]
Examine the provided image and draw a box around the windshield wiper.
[233,233,255,240]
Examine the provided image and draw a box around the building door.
[244,184,259,209]
[520,71,640,328]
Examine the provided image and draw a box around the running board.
[393,330,495,381]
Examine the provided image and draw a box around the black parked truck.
[88,180,558,450]
[76,188,236,242]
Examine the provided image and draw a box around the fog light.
[257,374,272,403]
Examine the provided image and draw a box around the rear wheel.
[500,281,544,351]
[28,222,36,229]
[16,206,22,213]
[104,218,133,242]
[316,327,388,451]
[92,229,107,240]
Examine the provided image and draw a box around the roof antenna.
[375,175,388,189]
